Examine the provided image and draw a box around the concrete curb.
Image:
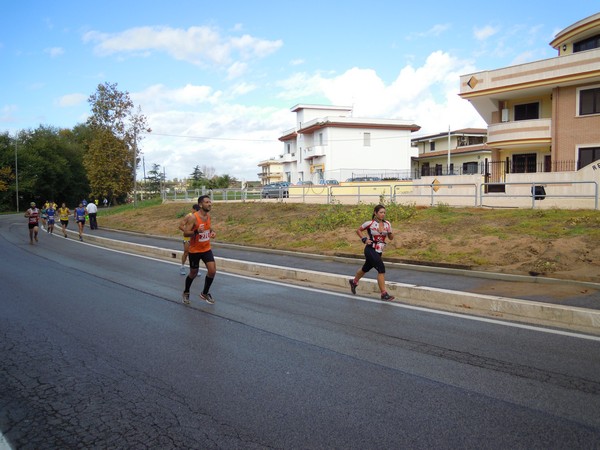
[76,230,600,336]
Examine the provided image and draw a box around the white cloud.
[227,61,248,79]
[0,104,17,123]
[275,51,484,133]
[473,25,499,41]
[45,47,65,57]
[132,83,220,113]
[407,23,451,40]
[57,93,87,107]
[82,26,282,67]
[138,50,486,181]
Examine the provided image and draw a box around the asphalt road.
[1,216,600,448]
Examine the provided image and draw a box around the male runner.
[46,202,56,234]
[58,202,70,238]
[181,195,217,305]
[178,203,200,275]
[74,202,87,241]
[24,202,40,244]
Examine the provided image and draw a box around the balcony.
[280,152,295,162]
[487,118,552,147]
[303,145,326,160]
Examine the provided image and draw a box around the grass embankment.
[97,199,600,281]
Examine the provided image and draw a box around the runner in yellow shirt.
[58,202,70,238]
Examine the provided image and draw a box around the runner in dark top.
[25,202,40,244]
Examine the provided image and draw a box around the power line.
[145,131,412,143]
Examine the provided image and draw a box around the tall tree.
[85,82,150,204]
[146,163,164,194]
[84,127,132,203]
[0,127,89,211]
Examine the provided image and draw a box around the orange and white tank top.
[189,212,211,253]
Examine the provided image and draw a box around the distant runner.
[58,203,70,238]
[46,202,56,235]
[24,202,40,244]
[74,202,87,241]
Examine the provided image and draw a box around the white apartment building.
[274,104,420,184]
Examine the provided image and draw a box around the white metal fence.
[162,180,599,210]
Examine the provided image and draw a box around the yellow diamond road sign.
[432,178,441,192]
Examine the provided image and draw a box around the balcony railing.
[487,118,552,145]
[415,160,576,179]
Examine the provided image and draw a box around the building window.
[579,87,600,116]
[286,143,291,154]
[318,132,324,146]
[578,147,600,170]
[463,162,478,174]
[514,102,539,121]
[512,153,537,173]
[574,34,600,53]
[429,141,435,151]
[364,132,371,147]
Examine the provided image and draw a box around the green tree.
[85,82,151,204]
[146,163,164,194]
[84,127,132,204]
[0,127,89,211]
[0,166,14,192]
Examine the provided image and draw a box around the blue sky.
[2,1,598,181]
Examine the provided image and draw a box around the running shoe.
[79,236,83,241]
[349,279,358,295]
[380,292,395,301]
[179,266,187,275]
[200,292,215,304]
[182,292,190,305]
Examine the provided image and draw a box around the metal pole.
[133,130,137,207]
[14,131,19,212]
[447,125,451,175]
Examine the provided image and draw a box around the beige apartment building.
[257,158,284,185]
[412,128,488,177]
[459,12,600,186]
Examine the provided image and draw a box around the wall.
[554,84,600,164]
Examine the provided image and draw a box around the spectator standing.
[87,201,98,230]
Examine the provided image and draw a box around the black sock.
[202,276,214,295]
[184,276,194,292]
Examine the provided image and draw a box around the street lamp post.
[14,131,19,212]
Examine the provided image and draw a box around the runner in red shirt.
[24,202,40,244]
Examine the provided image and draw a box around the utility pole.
[133,129,137,207]
[14,131,19,212]
[447,125,451,175]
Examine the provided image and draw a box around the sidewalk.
[81,227,600,335]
